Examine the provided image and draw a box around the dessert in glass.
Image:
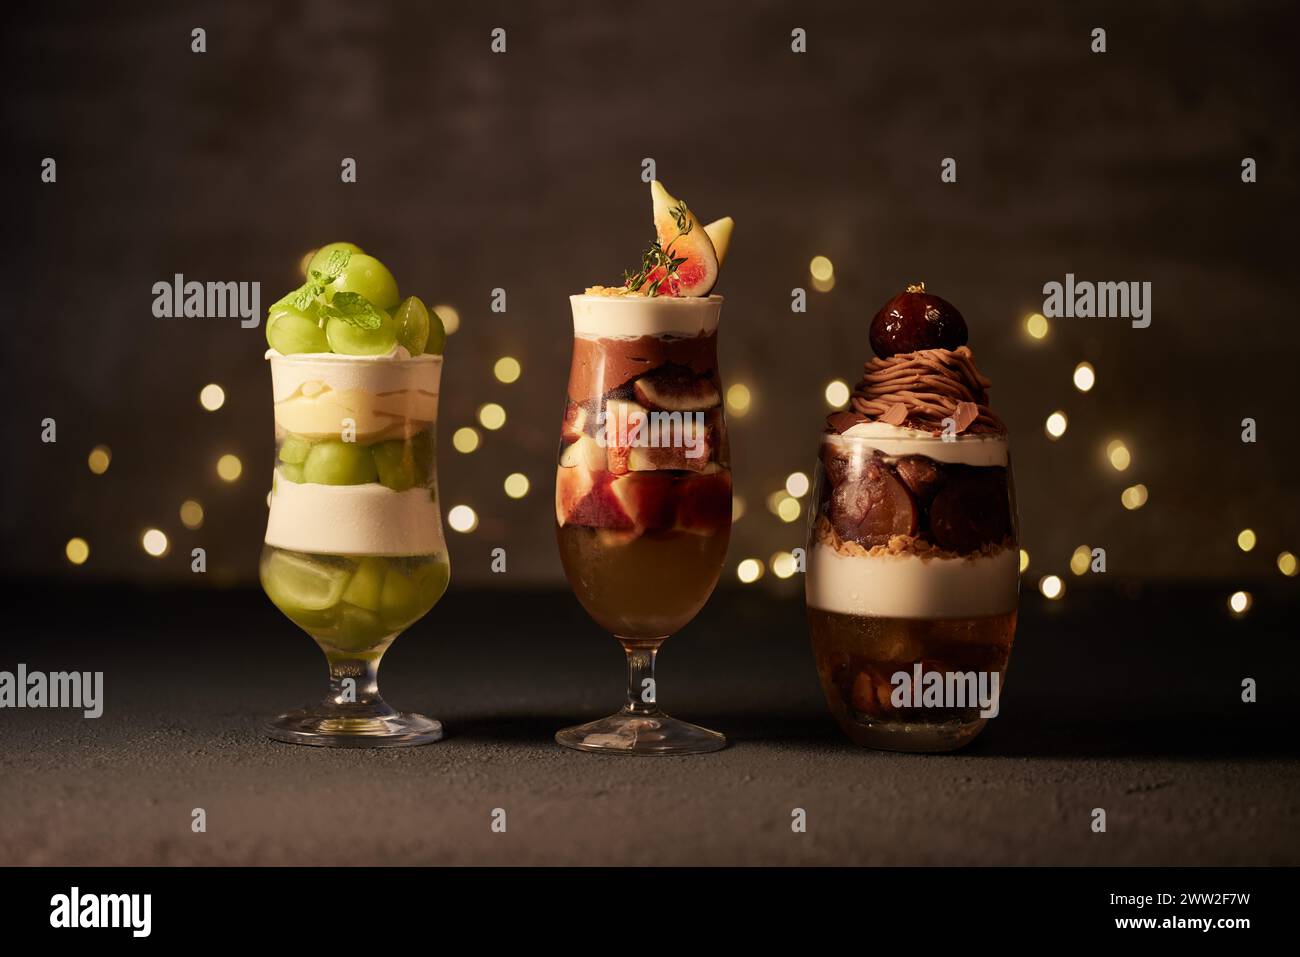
[259,242,450,747]
[554,180,735,754]
[806,284,1018,752]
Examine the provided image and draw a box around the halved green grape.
[278,435,313,465]
[392,296,430,356]
[268,306,329,355]
[261,550,350,613]
[372,440,415,491]
[341,557,386,612]
[379,568,424,629]
[307,242,364,278]
[412,557,450,610]
[425,307,446,355]
[331,604,391,653]
[328,253,400,310]
[325,312,397,356]
[278,462,304,483]
[302,440,379,485]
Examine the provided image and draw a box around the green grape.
[330,604,390,653]
[268,307,329,355]
[302,440,379,485]
[325,312,397,356]
[410,430,435,482]
[372,440,415,491]
[426,306,447,355]
[341,557,386,612]
[392,296,430,355]
[278,462,304,483]
[278,435,313,465]
[412,557,450,610]
[328,253,400,310]
[307,242,364,277]
[261,549,350,613]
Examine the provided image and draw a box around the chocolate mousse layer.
[568,331,719,403]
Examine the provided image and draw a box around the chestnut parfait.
[805,283,1020,753]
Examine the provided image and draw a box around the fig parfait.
[805,284,1019,752]
[554,180,737,755]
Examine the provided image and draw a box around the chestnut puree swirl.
[841,346,1005,435]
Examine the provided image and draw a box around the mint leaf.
[320,248,351,281]
[321,291,384,330]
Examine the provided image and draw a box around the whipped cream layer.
[266,480,444,556]
[269,352,441,442]
[831,422,1009,468]
[571,294,722,339]
[806,544,1019,619]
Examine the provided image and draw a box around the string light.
[824,380,850,408]
[87,445,111,475]
[453,427,480,453]
[432,304,460,335]
[503,473,530,499]
[478,403,506,430]
[737,558,764,583]
[1045,411,1068,439]
[1228,590,1252,616]
[1039,574,1064,599]
[65,538,90,565]
[180,500,204,530]
[447,505,478,533]
[726,384,751,416]
[1236,529,1256,552]
[1121,484,1148,510]
[217,454,243,482]
[494,357,521,383]
[142,528,169,557]
[771,552,797,579]
[1069,545,1091,576]
[785,472,810,498]
[199,383,226,411]
[1025,313,1048,339]
[1072,362,1095,392]
[1106,439,1131,471]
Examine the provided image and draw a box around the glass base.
[837,715,987,753]
[266,705,443,748]
[555,711,726,755]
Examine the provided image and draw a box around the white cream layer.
[265,480,445,556]
[266,350,440,403]
[571,294,722,339]
[833,421,1008,467]
[806,544,1019,619]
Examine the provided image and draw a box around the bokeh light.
[453,427,480,453]
[448,505,478,533]
[1236,528,1256,552]
[216,454,243,482]
[503,473,530,499]
[478,403,507,431]
[180,500,204,530]
[771,552,797,579]
[809,256,835,292]
[824,380,850,408]
[87,445,112,475]
[1072,362,1095,392]
[1045,411,1068,439]
[141,528,169,557]
[432,304,460,335]
[726,383,751,416]
[1019,548,1030,572]
[777,496,802,523]
[737,558,764,583]
[65,537,90,565]
[494,357,521,384]
[1039,574,1064,599]
[1121,484,1149,510]
[1070,545,1092,576]
[1228,590,1252,616]
[1025,313,1048,339]
[732,496,746,522]
[199,383,226,411]
[1106,439,1131,471]
[785,472,810,498]
[1279,551,1298,577]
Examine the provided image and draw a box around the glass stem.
[326,656,383,711]
[622,641,662,716]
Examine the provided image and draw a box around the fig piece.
[674,470,732,534]
[869,282,968,358]
[633,365,721,411]
[829,461,918,547]
[928,468,1012,553]
[649,180,719,297]
[894,456,946,502]
[609,472,677,533]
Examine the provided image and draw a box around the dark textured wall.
[4,0,1297,586]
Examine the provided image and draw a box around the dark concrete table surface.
[1,582,1296,866]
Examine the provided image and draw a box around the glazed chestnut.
[869,283,968,358]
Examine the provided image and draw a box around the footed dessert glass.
[554,294,731,754]
[805,429,1018,752]
[261,352,450,747]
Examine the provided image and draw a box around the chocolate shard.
[951,401,979,434]
[879,402,908,426]
[826,410,866,434]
